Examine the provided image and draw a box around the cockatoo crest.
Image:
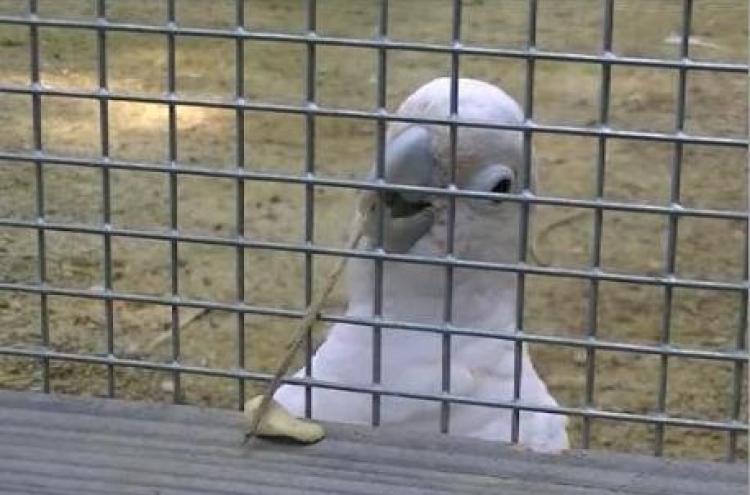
[389,77,526,190]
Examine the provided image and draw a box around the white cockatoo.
[274,77,569,453]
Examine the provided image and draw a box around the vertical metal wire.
[303,0,316,419]
[440,0,462,435]
[511,0,538,445]
[28,0,49,394]
[234,0,247,410]
[654,0,693,457]
[166,0,181,402]
[582,0,614,450]
[370,0,389,428]
[726,8,748,460]
[727,221,748,461]
[96,0,115,398]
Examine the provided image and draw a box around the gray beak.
[368,126,437,253]
[383,126,436,202]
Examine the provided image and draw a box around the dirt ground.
[0,0,747,460]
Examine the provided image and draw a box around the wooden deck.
[0,391,745,495]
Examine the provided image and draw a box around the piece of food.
[243,395,325,444]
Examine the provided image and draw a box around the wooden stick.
[243,194,374,443]
[143,307,213,355]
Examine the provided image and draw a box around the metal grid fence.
[0,0,747,461]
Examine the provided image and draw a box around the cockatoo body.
[274,77,568,453]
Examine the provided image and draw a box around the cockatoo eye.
[465,164,515,208]
[491,177,512,196]
[488,176,513,204]
[466,164,514,203]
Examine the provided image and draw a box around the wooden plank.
[0,391,745,495]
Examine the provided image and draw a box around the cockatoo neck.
[345,248,518,331]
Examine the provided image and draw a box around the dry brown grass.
[0,0,747,460]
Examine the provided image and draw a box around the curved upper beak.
[382,125,436,202]
[365,125,438,253]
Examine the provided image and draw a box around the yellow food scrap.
[243,396,325,444]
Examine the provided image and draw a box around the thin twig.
[142,307,213,355]
[243,193,374,443]
[530,211,589,267]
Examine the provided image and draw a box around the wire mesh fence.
[0,0,746,461]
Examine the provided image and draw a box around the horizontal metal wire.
[0,14,747,74]
[0,218,746,292]
[1,84,747,149]
[0,279,746,364]
[0,344,745,434]
[0,152,746,222]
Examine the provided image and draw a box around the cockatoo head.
[363,77,528,264]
